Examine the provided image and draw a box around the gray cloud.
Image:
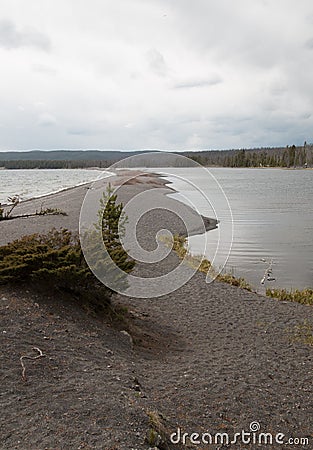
[37,113,56,126]
[0,19,51,51]
[67,128,96,136]
[304,37,313,49]
[0,1,313,150]
[32,64,57,75]
[173,75,222,89]
[146,49,168,77]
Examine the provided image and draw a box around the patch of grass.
[266,288,313,305]
[146,411,165,448]
[291,321,313,346]
[163,234,253,292]
[162,234,313,303]
[108,304,129,324]
[146,426,161,447]
[170,234,188,258]
[146,410,183,450]
[216,272,253,291]
[36,207,67,216]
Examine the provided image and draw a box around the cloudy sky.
[0,0,313,151]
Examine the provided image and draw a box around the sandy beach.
[0,171,312,449]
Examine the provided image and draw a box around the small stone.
[120,330,134,349]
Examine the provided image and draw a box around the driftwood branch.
[260,258,276,284]
[0,209,67,221]
[20,347,45,381]
[0,194,67,221]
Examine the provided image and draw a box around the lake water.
[0,168,111,205]
[161,168,313,292]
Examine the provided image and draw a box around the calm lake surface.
[162,168,313,292]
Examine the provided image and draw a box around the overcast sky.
[0,0,313,151]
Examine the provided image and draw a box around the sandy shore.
[0,171,312,449]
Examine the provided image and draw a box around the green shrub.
[0,229,83,286]
[0,187,135,310]
[0,228,112,308]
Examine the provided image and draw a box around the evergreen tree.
[97,185,135,274]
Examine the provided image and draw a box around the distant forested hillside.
[0,159,111,169]
[0,149,153,169]
[0,149,150,162]
[185,144,313,168]
[0,145,312,168]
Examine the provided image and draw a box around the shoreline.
[0,168,114,206]
[1,164,311,207]
[1,180,93,207]
[1,164,311,171]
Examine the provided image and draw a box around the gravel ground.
[0,172,312,449]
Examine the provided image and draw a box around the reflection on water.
[164,168,313,291]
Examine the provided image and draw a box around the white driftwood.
[20,347,45,381]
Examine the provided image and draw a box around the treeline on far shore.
[0,144,313,169]
[0,159,111,169]
[187,143,313,168]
